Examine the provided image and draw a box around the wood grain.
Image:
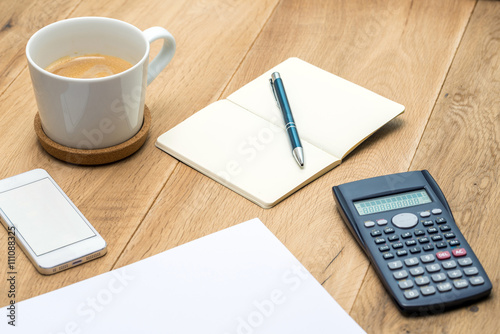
[0,0,498,333]
[0,0,80,94]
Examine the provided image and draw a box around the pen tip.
[293,147,305,168]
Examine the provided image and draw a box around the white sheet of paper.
[2,218,365,333]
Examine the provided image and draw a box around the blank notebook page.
[228,57,404,159]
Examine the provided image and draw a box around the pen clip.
[269,78,281,111]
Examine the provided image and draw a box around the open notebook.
[156,58,404,208]
[1,218,365,333]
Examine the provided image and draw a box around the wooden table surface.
[0,0,499,332]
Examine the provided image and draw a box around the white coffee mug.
[26,17,175,149]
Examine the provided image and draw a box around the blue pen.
[270,72,305,167]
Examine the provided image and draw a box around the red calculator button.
[436,251,451,260]
[452,248,467,257]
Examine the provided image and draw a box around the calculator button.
[364,221,376,228]
[414,229,425,236]
[418,237,430,244]
[376,219,388,226]
[422,220,434,226]
[388,235,400,242]
[405,239,417,246]
[388,260,403,270]
[452,248,467,257]
[401,232,412,239]
[436,251,451,260]
[409,247,421,254]
[464,267,478,276]
[431,208,442,215]
[393,270,408,280]
[384,227,395,234]
[432,235,443,241]
[427,227,438,234]
[379,245,390,252]
[440,225,451,232]
[383,253,394,259]
[444,232,455,239]
[404,289,419,300]
[435,241,448,249]
[431,273,447,282]
[370,230,382,237]
[420,211,431,218]
[420,254,435,263]
[410,267,425,276]
[470,276,485,286]
[435,217,447,224]
[404,257,419,266]
[392,242,404,249]
[426,264,441,273]
[447,270,463,279]
[453,279,469,289]
[458,257,472,266]
[449,239,460,246]
[374,238,386,244]
[392,213,418,229]
[398,280,414,290]
[423,244,435,251]
[441,260,457,269]
[437,282,452,292]
[397,250,408,257]
[415,276,430,286]
[421,286,436,296]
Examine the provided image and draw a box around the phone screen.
[0,177,95,256]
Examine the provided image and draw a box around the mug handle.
[143,27,176,85]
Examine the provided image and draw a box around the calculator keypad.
[365,208,486,301]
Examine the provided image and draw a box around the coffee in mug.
[45,54,133,79]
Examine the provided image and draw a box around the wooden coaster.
[34,106,151,165]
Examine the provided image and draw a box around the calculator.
[332,170,492,314]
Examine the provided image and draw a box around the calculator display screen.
[353,189,432,216]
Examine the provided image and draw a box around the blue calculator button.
[401,232,412,239]
[383,253,394,259]
[384,227,395,234]
[379,245,390,252]
[392,242,404,249]
[388,235,399,242]
[435,217,447,224]
[405,239,417,246]
[409,247,421,254]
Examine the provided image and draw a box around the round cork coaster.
[34,106,151,165]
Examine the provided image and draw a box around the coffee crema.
[45,54,133,79]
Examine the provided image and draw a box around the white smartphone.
[0,169,106,275]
